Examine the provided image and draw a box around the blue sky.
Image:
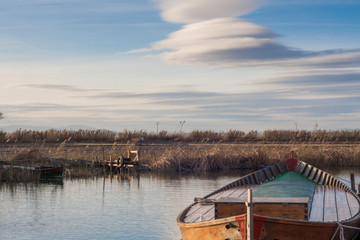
[0,0,359,132]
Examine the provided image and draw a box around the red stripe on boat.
[235,214,266,240]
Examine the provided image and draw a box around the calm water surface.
[1,168,360,240]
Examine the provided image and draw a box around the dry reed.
[1,140,360,181]
[1,129,360,144]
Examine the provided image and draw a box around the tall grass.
[1,129,360,144]
[2,141,360,178]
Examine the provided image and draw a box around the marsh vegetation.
[1,128,360,181]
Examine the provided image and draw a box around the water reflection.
[1,169,359,240]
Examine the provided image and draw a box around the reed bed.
[1,141,360,181]
[1,129,360,144]
[148,143,360,172]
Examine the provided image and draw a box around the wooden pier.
[101,150,149,173]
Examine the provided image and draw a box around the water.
[1,169,359,240]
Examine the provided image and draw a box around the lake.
[1,168,360,240]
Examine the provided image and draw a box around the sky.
[0,0,359,133]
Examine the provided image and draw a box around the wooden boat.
[34,165,63,178]
[0,164,63,179]
[177,155,360,240]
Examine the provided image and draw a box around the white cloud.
[155,0,265,23]
[139,0,360,69]
[143,17,360,68]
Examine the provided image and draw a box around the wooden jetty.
[177,154,360,240]
[101,150,149,173]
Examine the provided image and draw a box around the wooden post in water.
[110,155,112,176]
[350,173,356,192]
[246,189,254,240]
[102,147,105,162]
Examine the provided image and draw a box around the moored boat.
[0,157,63,179]
[34,165,63,178]
[177,154,360,240]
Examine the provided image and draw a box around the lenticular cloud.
[149,18,316,66]
[141,0,360,68]
[155,0,265,23]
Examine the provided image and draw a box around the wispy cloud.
[2,69,360,130]
[20,83,93,92]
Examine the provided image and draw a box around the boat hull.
[177,158,360,240]
[35,166,63,178]
[178,214,360,240]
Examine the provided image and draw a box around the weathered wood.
[264,167,273,180]
[318,172,327,185]
[308,167,318,181]
[187,205,214,223]
[336,188,351,221]
[324,174,331,185]
[258,169,267,182]
[254,172,260,184]
[310,185,325,222]
[324,186,338,222]
[351,173,356,192]
[270,165,280,176]
[229,188,248,198]
[215,197,309,220]
[246,189,254,240]
[314,171,323,184]
[298,161,307,174]
[276,163,284,174]
[178,159,360,240]
[185,186,257,223]
[303,165,313,178]
[251,174,257,184]
[346,192,360,217]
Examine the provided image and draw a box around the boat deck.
[184,184,359,223]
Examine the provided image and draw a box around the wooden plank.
[200,186,254,222]
[314,171,323,184]
[258,169,267,182]
[318,172,327,185]
[200,205,216,221]
[323,186,338,222]
[254,172,260,184]
[228,188,248,198]
[251,174,257,184]
[276,163,284,174]
[216,197,309,204]
[185,185,260,223]
[310,185,325,222]
[264,167,273,180]
[184,188,235,222]
[254,203,308,220]
[303,165,313,178]
[346,192,360,217]
[335,188,351,221]
[270,165,280,177]
[186,205,214,222]
[298,162,307,174]
[215,197,309,220]
[184,204,203,222]
[308,167,318,181]
[185,188,230,220]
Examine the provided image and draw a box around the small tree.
[0,112,3,120]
